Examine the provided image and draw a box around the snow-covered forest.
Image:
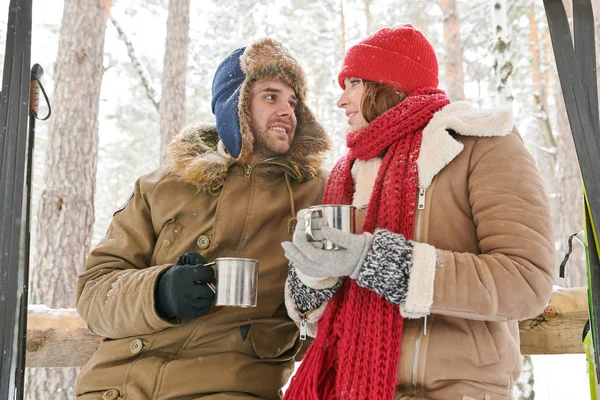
[0,0,595,398]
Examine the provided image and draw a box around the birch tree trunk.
[441,0,465,100]
[25,0,111,398]
[514,355,535,399]
[491,0,513,103]
[159,0,190,164]
[340,0,346,53]
[527,5,561,274]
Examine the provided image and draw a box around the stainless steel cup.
[205,258,259,307]
[304,205,357,250]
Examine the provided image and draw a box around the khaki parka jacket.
[75,125,329,400]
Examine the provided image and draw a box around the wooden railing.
[25,287,589,368]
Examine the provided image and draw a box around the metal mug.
[304,205,357,250]
[204,257,259,307]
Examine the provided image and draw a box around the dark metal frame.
[0,0,33,399]
[544,0,600,392]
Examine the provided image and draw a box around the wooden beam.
[519,287,588,355]
[25,287,589,367]
[26,306,101,368]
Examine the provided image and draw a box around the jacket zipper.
[296,308,315,341]
[410,183,432,394]
[418,186,426,209]
[411,325,423,393]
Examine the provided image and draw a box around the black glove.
[155,252,215,320]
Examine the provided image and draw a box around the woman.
[282,25,554,400]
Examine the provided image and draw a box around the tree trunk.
[440,0,465,100]
[546,0,586,287]
[554,84,586,287]
[364,0,371,36]
[491,0,513,103]
[25,0,110,398]
[527,5,561,278]
[514,355,535,399]
[339,0,346,53]
[528,9,553,138]
[159,0,190,165]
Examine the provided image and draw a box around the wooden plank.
[26,306,101,368]
[519,287,588,355]
[25,287,589,367]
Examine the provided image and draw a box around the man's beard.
[251,120,289,158]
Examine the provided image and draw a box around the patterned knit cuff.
[287,265,342,313]
[356,228,412,305]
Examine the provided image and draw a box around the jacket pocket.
[250,319,299,360]
[466,320,501,367]
[151,219,184,265]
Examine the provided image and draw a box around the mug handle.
[304,208,323,242]
[194,261,216,293]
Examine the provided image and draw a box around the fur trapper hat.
[211,38,328,164]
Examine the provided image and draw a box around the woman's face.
[337,77,369,132]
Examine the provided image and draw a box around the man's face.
[249,79,298,160]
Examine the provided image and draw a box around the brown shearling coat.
[287,102,555,400]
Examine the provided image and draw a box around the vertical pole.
[0,0,33,399]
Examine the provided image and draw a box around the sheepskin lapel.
[416,101,513,189]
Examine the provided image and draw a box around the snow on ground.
[532,354,591,399]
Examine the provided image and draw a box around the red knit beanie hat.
[338,24,439,94]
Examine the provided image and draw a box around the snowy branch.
[110,14,160,111]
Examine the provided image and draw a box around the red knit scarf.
[284,88,450,400]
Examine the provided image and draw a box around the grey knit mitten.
[282,226,374,280]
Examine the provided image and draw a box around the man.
[74,38,330,400]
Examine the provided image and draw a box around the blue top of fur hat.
[211,47,246,158]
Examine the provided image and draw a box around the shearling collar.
[416,101,513,188]
[351,102,514,202]
[163,124,329,192]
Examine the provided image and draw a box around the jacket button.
[130,338,143,354]
[163,239,171,248]
[103,389,119,400]
[196,235,210,249]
